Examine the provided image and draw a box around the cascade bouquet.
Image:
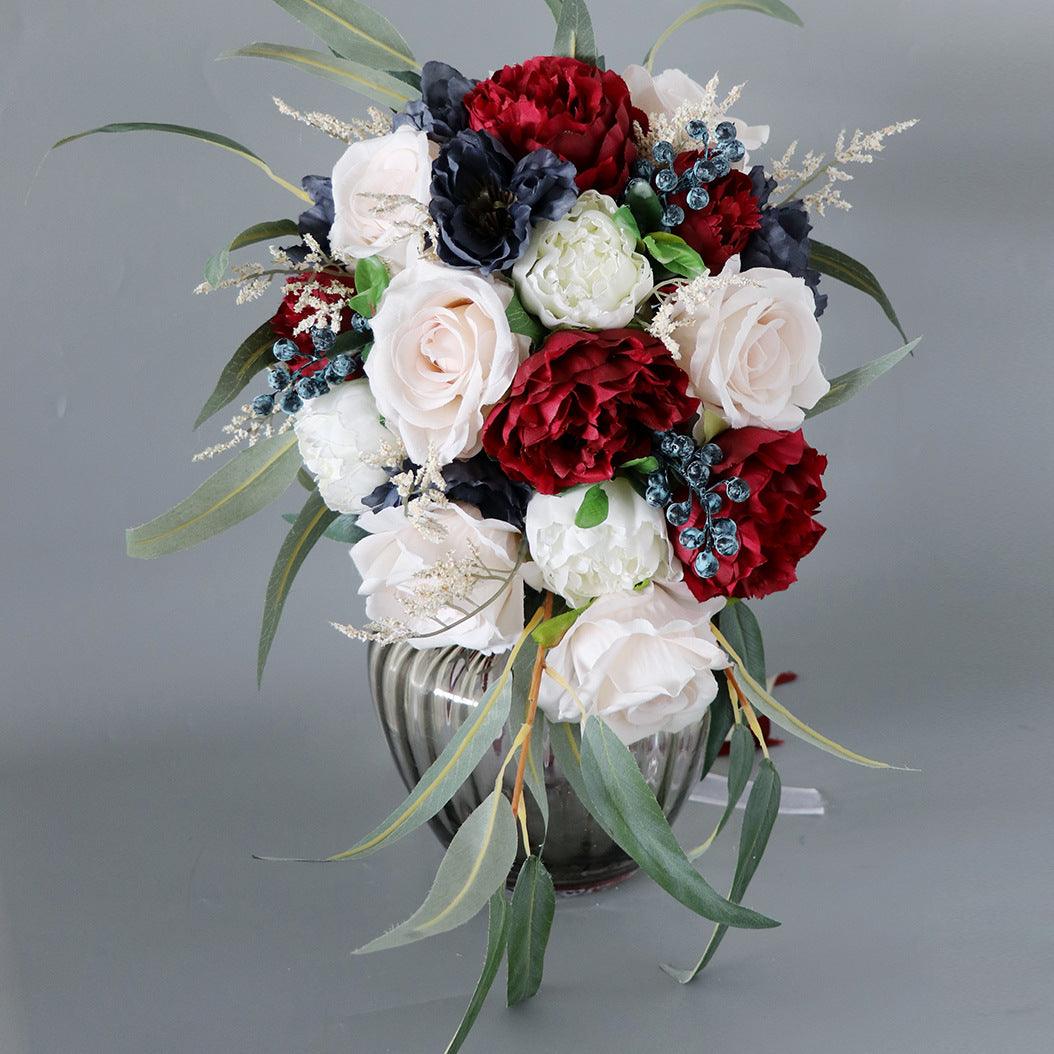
[57,0,920,1047]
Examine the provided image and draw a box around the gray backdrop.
[2,1,1052,1051]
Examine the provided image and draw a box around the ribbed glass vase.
[368,640,710,893]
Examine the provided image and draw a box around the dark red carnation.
[269,272,357,375]
[482,329,698,494]
[673,427,827,601]
[463,56,646,198]
[668,158,762,274]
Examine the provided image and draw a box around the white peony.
[293,379,395,514]
[350,502,528,654]
[621,65,769,168]
[538,582,729,745]
[673,259,829,432]
[524,478,677,608]
[329,126,433,270]
[512,190,653,330]
[366,260,528,466]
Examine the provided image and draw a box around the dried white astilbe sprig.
[192,400,292,461]
[771,119,919,215]
[273,96,390,144]
[634,73,745,157]
[393,442,451,541]
[647,271,760,357]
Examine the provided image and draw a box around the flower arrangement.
[57,0,920,1047]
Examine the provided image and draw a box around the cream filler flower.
[512,190,653,330]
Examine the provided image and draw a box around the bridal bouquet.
[58,0,919,1047]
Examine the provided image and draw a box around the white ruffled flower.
[524,478,677,608]
[293,379,395,514]
[350,502,528,654]
[329,126,433,269]
[512,190,653,330]
[622,65,769,167]
[538,582,728,745]
[366,260,528,466]
[672,259,829,432]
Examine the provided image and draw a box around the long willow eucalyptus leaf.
[194,321,280,429]
[688,724,754,859]
[506,856,556,1006]
[809,240,908,342]
[806,337,922,418]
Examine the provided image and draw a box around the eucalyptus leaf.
[229,218,300,252]
[269,0,417,70]
[701,678,735,779]
[221,44,418,107]
[353,789,517,954]
[662,759,781,981]
[444,893,509,1054]
[553,0,598,63]
[506,856,556,1006]
[548,720,593,812]
[542,0,563,22]
[194,319,277,428]
[688,724,754,859]
[718,601,766,685]
[645,0,803,71]
[574,484,609,529]
[52,123,311,202]
[643,232,706,279]
[204,248,230,288]
[258,488,338,686]
[126,430,300,559]
[808,239,908,342]
[505,291,548,345]
[806,337,921,418]
[580,716,778,929]
[283,511,367,544]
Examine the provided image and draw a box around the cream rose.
[366,260,528,466]
[293,379,395,515]
[524,478,677,607]
[674,260,829,431]
[350,502,528,654]
[621,65,769,167]
[329,126,433,269]
[512,190,653,330]
[537,582,728,745]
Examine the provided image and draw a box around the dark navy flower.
[393,60,477,145]
[429,130,577,273]
[742,166,827,318]
[285,175,334,264]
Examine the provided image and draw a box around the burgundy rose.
[668,159,762,274]
[673,427,827,601]
[463,56,646,198]
[482,329,698,494]
[270,272,356,359]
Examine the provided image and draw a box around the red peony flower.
[463,56,646,198]
[269,272,357,369]
[668,159,762,274]
[673,427,827,601]
[482,329,698,494]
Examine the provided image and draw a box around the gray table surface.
[2,1,1052,1051]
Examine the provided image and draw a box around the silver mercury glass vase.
[368,640,710,893]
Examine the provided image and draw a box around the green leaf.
[126,430,300,559]
[508,638,548,833]
[619,455,659,473]
[553,0,598,63]
[688,724,754,859]
[612,204,641,243]
[643,232,707,279]
[548,720,593,812]
[542,0,564,22]
[194,320,278,429]
[52,123,310,202]
[701,678,735,779]
[506,856,556,1006]
[258,487,338,686]
[645,0,803,71]
[353,789,517,954]
[349,256,390,316]
[574,484,609,529]
[532,603,591,649]
[808,240,908,342]
[718,601,766,686]
[444,892,509,1054]
[229,218,301,252]
[624,178,664,234]
[283,511,367,544]
[220,44,418,107]
[204,248,230,288]
[269,0,417,70]
[806,337,921,419]
[579,717,778,929]
[505,291,547,346]
[662,759,781,982]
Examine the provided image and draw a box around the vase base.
[506,860,640,896]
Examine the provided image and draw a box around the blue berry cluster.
[630,120,746,230]
[251,324,363,416]
[645,431,751,580]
